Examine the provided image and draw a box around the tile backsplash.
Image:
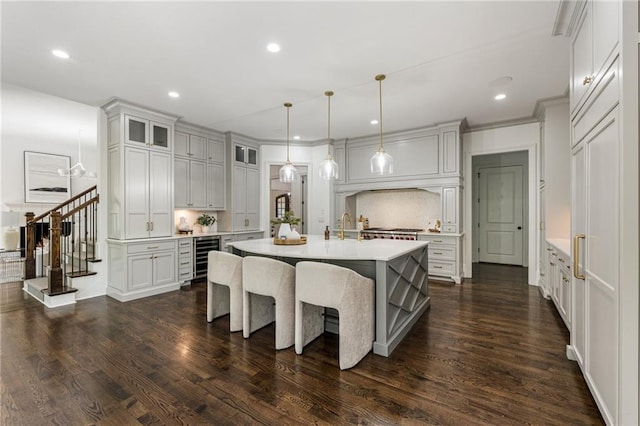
[354,188,441,229]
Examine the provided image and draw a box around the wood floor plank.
[0,264,604,424]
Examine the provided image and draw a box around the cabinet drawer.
[127,240,176,254]
[178,239,192,248]
[178,247,192,257]
[429,246,455,261]
[429,261,455,275]
[422,236,457,246]
[442,225,457,233]
[179,267,192,278]
[178,258,192,268]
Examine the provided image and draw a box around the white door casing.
[478,165,524,265]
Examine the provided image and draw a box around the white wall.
[260,143,332,236]
[542,100,570,239]
[1,83,98,212]
[462,122,539,284]
[1,83,106,299]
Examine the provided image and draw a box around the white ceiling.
[1,1,569,142]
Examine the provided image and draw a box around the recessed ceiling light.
[267,43,281,53]
[168,91,180,98]
[494,93,507,100]
[293,135,301,140]
[52,49,69,59]
[370,119,379,125]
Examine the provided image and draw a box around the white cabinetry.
[418,234,462,284]
[174,157,207,209]
[107,239,178,302]
[547,240,571,330]
[103,100,178,240]
[177,238,193,283]
[570,1,619,114]
[567,2,638,423]
[173,126,226,211]
[217,133,261,232]
[174,132,207,160]
[441,187,459,233]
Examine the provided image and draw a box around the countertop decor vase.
[201,225,210,234]
[277,223,291,239]
[178,217,190,232]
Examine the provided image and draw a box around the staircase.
[23,186,100,307]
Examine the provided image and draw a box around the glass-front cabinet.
[125,115,171,151]
[235,144,258,167]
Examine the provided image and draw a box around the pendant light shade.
[319,90,339,180]
[279,102,298,183]
[370,74,393,175]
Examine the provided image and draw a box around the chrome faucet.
[339,212,352,240]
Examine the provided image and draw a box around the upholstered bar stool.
[295,261,375,370]
[242,256,296,349]
[207,251,243,332]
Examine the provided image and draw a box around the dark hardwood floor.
[1,264,603,425]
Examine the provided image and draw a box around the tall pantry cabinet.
[102,99,182,302]
[568,1,638,424]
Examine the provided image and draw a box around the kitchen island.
[229,235,430,356]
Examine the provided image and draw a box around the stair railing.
[24,185,99,295]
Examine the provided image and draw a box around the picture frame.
[24,151,71,203]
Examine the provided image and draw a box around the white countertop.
[547,238,571,257]
[229,235,428,261]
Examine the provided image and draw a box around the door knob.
[517,226,522,230]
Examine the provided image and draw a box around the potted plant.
[271,210,301,238]
[195,214,216,234]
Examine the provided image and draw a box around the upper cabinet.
[174,131,207,160]
[125,115,171,151]
[234,143,258,167]
[173,124,227,211]
[570,0,619,115]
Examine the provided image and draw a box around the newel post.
[48,211,63,294]
[24,212,35,279]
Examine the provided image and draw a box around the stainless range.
[360,227,423,240]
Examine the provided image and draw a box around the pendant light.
[319,90,339,180]
[58,130,97,178]
[370,74,393,175]
[279,102,297,183]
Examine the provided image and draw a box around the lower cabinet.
[418,234,463,283]
[547,240,571,330]
[107,239,179,302]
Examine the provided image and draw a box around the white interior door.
[478,165,524,265]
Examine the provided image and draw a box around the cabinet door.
[441,130,459,174]
[174,132,190,158]
[189,135,207,160]
[125,147,150,239]
[233,166,247,230]
[125,115,148,146]
[208,138,225,163]
[442,187,457,226]
[149,151,173,237]
[571,4,592,111]
[592,0,618,78]
[150,122,170,151]
[560,266,571,327]
[246,146,258,167]
[189,160,207,208]
[234,145,245,164]
[127,253,153,290]
[245,167,260,229]
[571,143,587,367]
[207,162,225,210]
[153,250,176,286]
[174,157,190,208]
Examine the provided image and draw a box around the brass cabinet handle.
[573,234,586,280]
[582,75,593,85]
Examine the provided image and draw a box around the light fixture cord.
[378,77,384,151]
[327,93,331,156]
[286,104,291,162]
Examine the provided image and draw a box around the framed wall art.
[24,151,71,203]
